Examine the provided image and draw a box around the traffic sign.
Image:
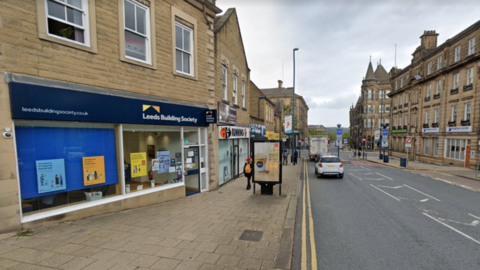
[405,136,412,148]
[336,129,342,135]
[344,139,347,144]
[382,129,388,136]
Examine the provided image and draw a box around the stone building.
[350,61,392,150]
[308,125,327,133]
[249,81,276,132]
[0,0,222,233]
[389,23,480,168]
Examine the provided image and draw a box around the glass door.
[233,144,239,177]
[184,146,200,196]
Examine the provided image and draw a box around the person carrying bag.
[244,157,253,190]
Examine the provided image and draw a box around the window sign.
[252,141,282,184]
[82,156,106,186]
[36,159,67,194]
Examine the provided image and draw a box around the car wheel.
[317,172,321,178]
[339,173,344,179]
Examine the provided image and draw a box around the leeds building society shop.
[8,78,211,224]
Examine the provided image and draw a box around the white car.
[314,155,344,179]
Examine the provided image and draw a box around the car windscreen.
[321,157,340,163]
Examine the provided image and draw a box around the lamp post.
[292,48,299,160]
[379,88,384,159]
[337,124,341,157]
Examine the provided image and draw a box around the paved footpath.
[350,150,480,193]
[0,162,302,270]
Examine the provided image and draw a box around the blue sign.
[9,82,209,126]
[383,129,388,136]
[336,129,342,135]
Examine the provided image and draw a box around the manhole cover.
[239,230,263,242]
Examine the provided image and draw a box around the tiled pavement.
[0,162,303,270]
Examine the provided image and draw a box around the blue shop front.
[8,78,211,223]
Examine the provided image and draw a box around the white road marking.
[359,166,370,171]
[423,213,480,245]
[362,178,385,181]
[376,173,393,180]
[348,173,363,181]
[420,198,429,202]
[469,213,480,220]
[437,218,479,227]
[370,184,401,201]
[404,185,441,201]
[376,185,404,189]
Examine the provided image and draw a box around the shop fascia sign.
[219,126,250,139]
[250,123,266,137]
[446,126,472,133]
[391,129,407,133]
[422,128,439,133]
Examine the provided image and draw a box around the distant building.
[308,125,327,133]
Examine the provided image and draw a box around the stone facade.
[350,62,393,150]
[389,25,480,168]
[308,125,327,133]
[249,81,275,132]
[0,0,221,233]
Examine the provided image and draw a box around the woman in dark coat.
[243,157,253,190]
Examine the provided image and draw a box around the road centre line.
[423,213,480,245]
[370,184,401,201]
[348,173,362,181]
[377,185,404,189]
[376,172,393,180]
[469,213,480,220]
[404,184,441,201]
[305,162,318,270]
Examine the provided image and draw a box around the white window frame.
[385,104,390,113]
[427,84,431,98]
[425,111,429,124]
[175,22,194,76]
[436,80,441,94]
[466,67,474,85]
[424,138,430,155]
[368,90,372,99]
[44,0,90,46]
[427,61,432,75]
[368,105,372,113]
[437,55,442,70]
[242,81,246,108]
[386,90,391,98]
[400,94,403,105]
[468,37,475,55]
[379,90,384,99]
[406,92,409,103]
[453,73,459,89]
[395,81,398,91]
[124,0,151,64]
[222,65,228,100]
[465,103,471,121]
[233,74,238,105]
[433,138,438,157]
[400,78,404,88]
[434,109,439,123]
[405,115,408,126]
[451,106,457,121]
[399,116,402,127]
[454,45,461,62]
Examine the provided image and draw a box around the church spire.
[365,57,376,81]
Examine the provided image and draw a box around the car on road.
[314,155,344,178]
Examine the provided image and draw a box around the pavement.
[348,149,480,193]
[0,161,303,270]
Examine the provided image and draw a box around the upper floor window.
[469,38,476,55]
[372,90,375,100]
[367,105,372,113]
[454,45,461,62]
[400,94,403,104]
[434,109,439,123]
[400,78,404,88]
[395,81,398,90]
[451,106,457,121]
[385,104,391,113]
[175,22,194,75]
[453,73,459,89]
[46,0,88,44]
[233,74,238,105]
[406,92,409,103]
[368,90,372,99]
[425,111,429,124]
[427,61,432,75]
[466,67,474,85]
[437,55,442,70]
[436,80,441,94]
[242,81,246,108]
[415,90,418,103]
[222,65,227,100]
[426,84,431,98]
[385,90,391,98]
[124,0,150,63]
[379,90,384,99]
[465,103,471,121]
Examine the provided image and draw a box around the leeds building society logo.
[142,105,161,120]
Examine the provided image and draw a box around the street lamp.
[292,48,299,161]
[337,123,341,157]
[379,88,384,159]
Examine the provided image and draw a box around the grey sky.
[215,0,480,127]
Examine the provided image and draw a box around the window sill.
[242,107,247,111]
[39,34,98,54]
[233,104,240,108]
[221,100,230,105]
[173,71,197,81]
[120,58,157,70]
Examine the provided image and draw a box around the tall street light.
[379,88,384,159]
[292,48,299,159]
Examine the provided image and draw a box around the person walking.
[294,150,298,165]
[283,149,288,166]
[244,157,253,190]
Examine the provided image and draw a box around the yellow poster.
[131,152,147,178]
[82,156,106,186]
[273,133,280,140]
[266,131,273,140]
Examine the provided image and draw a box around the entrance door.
[233,145,239,177]
[184,146,200,196]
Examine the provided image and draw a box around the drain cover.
[239,230,263,242]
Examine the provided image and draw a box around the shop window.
[219,139,233,185]
[16,121,119,215]
[37,0,98,52]
[445,139,468,160]
[122,125,182,193]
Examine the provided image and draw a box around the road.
[293,147,480,269]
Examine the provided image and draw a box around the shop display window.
[122,125,182,193]
[219,139,232,185]
[15,121,120,215]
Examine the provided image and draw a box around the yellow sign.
[273,133,280,140]
[82,156,106,186]
[266,131,273,140]
[131,152,147,178]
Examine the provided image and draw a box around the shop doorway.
[233,145,239,177]
[184,146,200,196]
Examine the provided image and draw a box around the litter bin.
[383,155,389,163]
[379,153,383,159]
[400,157,407,167]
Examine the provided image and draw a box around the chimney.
[278,80,283,88]
[420,30,439,50]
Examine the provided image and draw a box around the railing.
[392,126,397,130]
[450,88,459,94]
[393,106,397,110]
[461,120,471,126]
[432,123,439,127]
[463,84,473,91]
[433,93,440,99]
[403,125,408,129]
[423,123,429,128]
[399,105,403,108]
[404,103,409,107]
[448,120,456,126]
[424,96,431,102]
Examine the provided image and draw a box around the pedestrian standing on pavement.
[283,149,288,166]
[294,150,298,165]
[244,157,253,190]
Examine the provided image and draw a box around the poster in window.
[36,159,67,194]
[254,142,280,182]
[156,151,170,174]
[131,152,147,178]
[152,159,160,171]
[82,156,106,186]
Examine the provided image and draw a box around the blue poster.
[157,151,170,174]
[36,159,67,194]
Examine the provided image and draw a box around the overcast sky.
[216,0,480,128]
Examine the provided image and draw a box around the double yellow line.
[302,160,318,270]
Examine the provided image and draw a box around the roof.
[374,64,389,81]
[260,87,300,98]
[365,61,376,80]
